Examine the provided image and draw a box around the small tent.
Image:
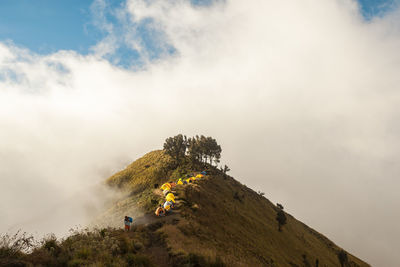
[155,206,165,216]
[160,183,171,191]
[163,201,173,211]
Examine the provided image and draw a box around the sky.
[1,0,400,266]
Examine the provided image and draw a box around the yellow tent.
[196,174,203,179]
[166,195,175,203]
[165,197,175,203]
[186,177,195,183]
[160,183,171,191]
[177,179,183,185]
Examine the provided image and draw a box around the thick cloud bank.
[1,0,400,265]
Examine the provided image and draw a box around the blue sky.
[0,0,98,54]
[358,0,397,18]
[0,0,397,66]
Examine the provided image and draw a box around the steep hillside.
[106,150,173,191]
[94,150,176,228]
[0,150,370,266]
[101,150,370,266]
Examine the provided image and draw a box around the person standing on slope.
[124,216,133,231]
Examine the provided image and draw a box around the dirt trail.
[133,210,180,226]
[133,188,182,227]
[130,190,183,267]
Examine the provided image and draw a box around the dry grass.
[158,174,370,267]
[103,150,369,266]
[106,150,173,190]
[2,150,370,267]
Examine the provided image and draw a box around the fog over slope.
[1,0,400,266]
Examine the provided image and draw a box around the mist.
[1,0,400,265]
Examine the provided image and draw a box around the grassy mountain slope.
[102,150,369,266]
[0,150,370,266]
[93,151,176,228]
[106,150,173,191]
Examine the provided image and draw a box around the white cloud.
[1,0,400,265]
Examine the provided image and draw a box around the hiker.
[155,204,165,217]
[124,216,133,231]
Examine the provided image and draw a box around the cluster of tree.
[163,134,187,163]
[163,134,222,166]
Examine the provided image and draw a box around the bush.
[26,248,58,266]
[188,253,208,266]
[118,236,133,255]
[42,234,61,256]
[68,258,89,267]
[133,241,144,251]
[0,258,29,267]
[75,247,91,260]
[100,228,107,238]
[276,209,287,232]
[0,231,34,260]
[337,250,348,267]
[233,192,243,202]
[172,253,226,267]
[210,256,226,267]
[125,253,152,266]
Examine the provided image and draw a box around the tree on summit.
[163,134,187,162]
[163,134,222,166]
[205,136,222,165]
[187,135,221,166]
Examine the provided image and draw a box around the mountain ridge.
[100,150,370,267]
[0,149,370,267]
